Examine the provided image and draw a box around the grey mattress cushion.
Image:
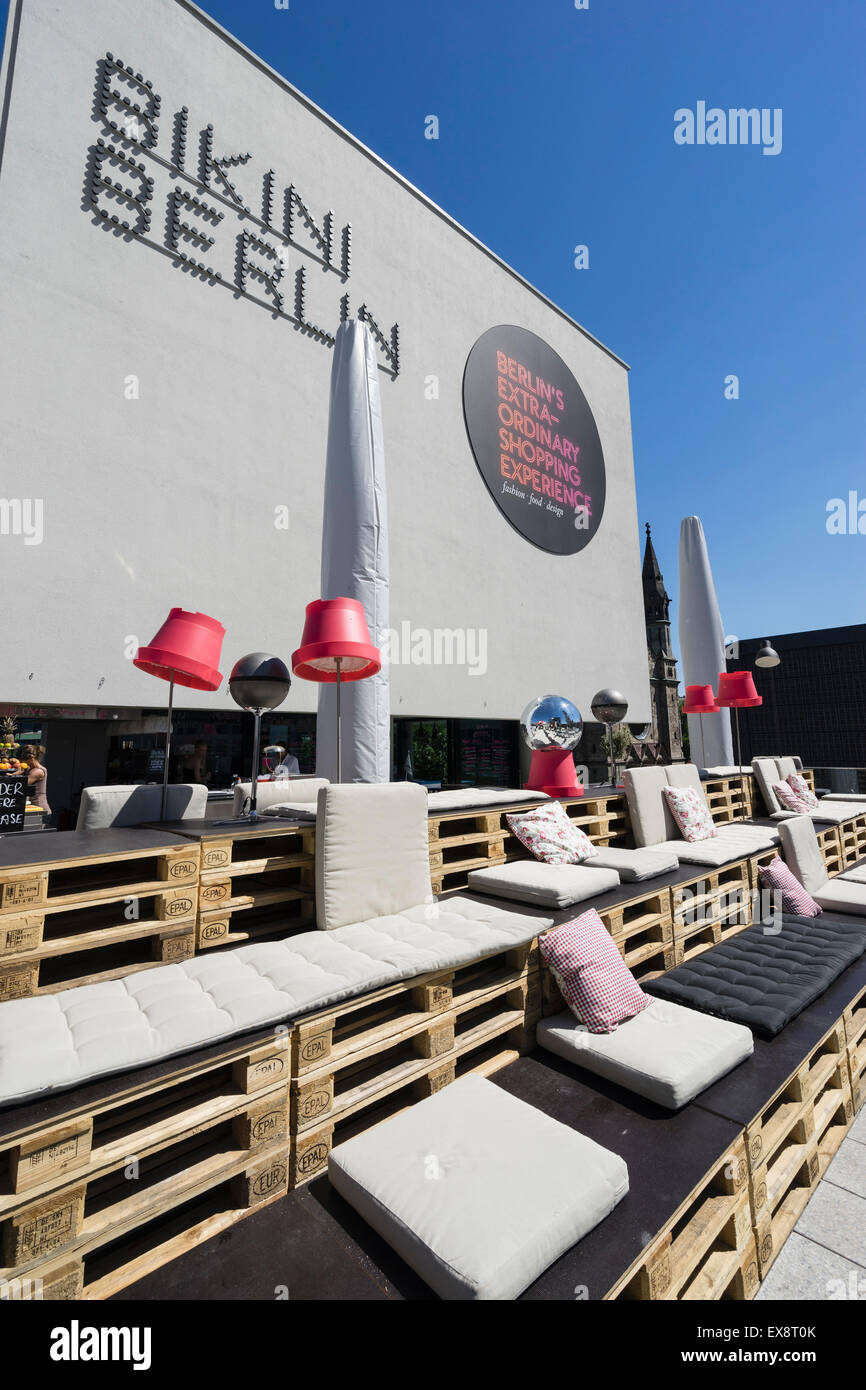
[587,847,678,881]
[645,913,866,1038]
[467,860,619,907]
[0,897,546,1108]
[328,1074,629,1300]
[537,1000,753,1109]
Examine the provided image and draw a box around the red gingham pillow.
[506,801,599,865]
[539,909,650,1033]
[787,773,819,810]
[774,781,813,815]
[758,856,822,917]
[661,784,717,842]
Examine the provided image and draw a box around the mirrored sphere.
[520,694,583,751]
[590,688,629,726]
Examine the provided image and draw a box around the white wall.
[0,0,651,724]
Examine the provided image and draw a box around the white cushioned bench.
[752,757,865,823]
[624,764,778,865]
[328,1074,629,1299]
[537,999,753,1109]
[779,816,866,916]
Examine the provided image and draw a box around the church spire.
[642,523,668,602]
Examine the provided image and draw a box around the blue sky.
[3,0,862,659]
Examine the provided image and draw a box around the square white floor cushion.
[328,1074,628,1300]
[467,860,618,907]
[537,998,753,1109]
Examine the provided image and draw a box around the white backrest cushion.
[76,784,207,829]
[232,776,329,817]
[623,768,669,847]
[778,816,830,895]
[316,782,432,931]
[776,757,799,782]
[752,758,782,815]
[664,763,710,835]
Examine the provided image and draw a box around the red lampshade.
[292,598,381,683]
[716,670,762,709]
[134,608,225,691]
[683,684,720,715]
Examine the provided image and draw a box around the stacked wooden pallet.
[288,939,541,1187]
[0,834,200,1001]
[158,821,317,951]
[844,983,866,1112]
[817,826,844,877]
[746,1020,855,1279]
[704,776,753,825]
[0,1033,291,1300]
[541,888,674,1018]
[670,861,752,965]
[427,793,630,896]
[839,817,866,869]
[609,1133,757,1301]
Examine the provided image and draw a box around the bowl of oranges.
[0,742,25,774]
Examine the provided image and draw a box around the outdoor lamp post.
[228,653,292,821]
[716,671,763,821]
[683,684,720,770]
[755,639,780,669]
[133,608,225,821]
[591,689,629,789]
[292,598,381,783]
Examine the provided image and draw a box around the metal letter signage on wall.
[463,325,606,555]
[85,53,400,376]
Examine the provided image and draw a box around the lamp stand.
[604,720,616,789]
[249,708,263,823]
[335,656,342,784]
[160,673,176,823]
[698,714,707,769]
[733,706,748,822]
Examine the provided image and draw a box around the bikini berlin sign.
[463,325,606,555]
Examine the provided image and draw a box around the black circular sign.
[462,325,606,555]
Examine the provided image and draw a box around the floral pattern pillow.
[661,785,718,842]
[506,801,599,865]
[787,773,819,809]
[775,781,814,814]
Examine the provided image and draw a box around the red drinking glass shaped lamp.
[683,684,720,770]
[291,598,381,783]
[716,671,762,821]
[133,608,225,820]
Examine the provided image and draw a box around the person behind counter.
[182,741,210,784]
[24,744,50,815]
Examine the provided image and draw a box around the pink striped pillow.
[539,909,650,1033]
[774,781,813,814]
[787,773,819,810]
[758,856,822,917]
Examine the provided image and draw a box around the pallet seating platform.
[103,945,866,1303]
[0,829,200,1000]
[149,817,316,953]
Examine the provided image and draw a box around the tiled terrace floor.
[756,1104,866,1300]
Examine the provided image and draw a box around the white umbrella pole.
[160,673,175,822]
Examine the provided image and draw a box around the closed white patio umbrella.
[678,516,734,768]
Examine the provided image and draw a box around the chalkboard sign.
[0,775,28,833]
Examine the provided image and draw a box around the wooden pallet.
[839,817,866,869]
[0,840,199,916]
[844,984,866,1112]
[747,1021,852,1278]
[0,1034,291,1294]
[748,846,780,892]
[704,776,753,825]
[288,944,539,1187]
[195,824,315,947]
[671,863,751,963]
[610,1134,751,1300]
[817,826,843,877]
[427,793,631,895]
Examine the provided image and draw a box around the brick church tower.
[642,524,684,763]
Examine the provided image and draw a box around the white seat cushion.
[328,1074,628,1300]
[823,793,866,804]
[656,838,752,867]
[0,897,545,1107]
[586,847,678,881]
[261,802,317,820]
[537,999,753,1109]
[715,825,779,848]
[840,865,866,884]
[814,880,866,915]
[316,782,432,931]
[467,860,619,907]
[427,788,548,812]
